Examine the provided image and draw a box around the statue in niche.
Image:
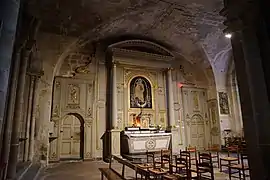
[218,92,230,114]
[130,76,152,108]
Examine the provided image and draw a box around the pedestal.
[110,129,121,156]
[171,127,180,154]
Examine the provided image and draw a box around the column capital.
[27,69,44,77]
[220,0,260,33]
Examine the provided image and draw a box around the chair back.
[186,146,196,153]
[207,144,220,151]
[146,150,155,164]
[197,152,214,174]
[198,152,213,165]
[240,152,249,168]
[175,157,190,178]
[161,149,171,164]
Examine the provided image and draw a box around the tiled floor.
[38,160,249,180]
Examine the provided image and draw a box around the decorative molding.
[158,87,165,95]
[86,107,92,118]
[84,152,92,158]
[85,120,93,127]
[108,40,174,57]
[52,105,60,117]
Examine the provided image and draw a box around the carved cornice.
[27,69,44,77]
[111,48,174,62]
[108,40,175,57]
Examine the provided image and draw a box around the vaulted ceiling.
[27,0,231,71]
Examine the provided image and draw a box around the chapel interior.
[0,0,270,179]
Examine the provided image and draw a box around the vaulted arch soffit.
[46,0,230,85]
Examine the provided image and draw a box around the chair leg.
[243,169,246,180]
[219,159,222,172]
[101,173,104,180]
[239,169,241,180]
[229,167,232,180]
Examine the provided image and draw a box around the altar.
[120,127,171,155]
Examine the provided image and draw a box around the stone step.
[20,163,41,180]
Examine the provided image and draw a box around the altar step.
[122,154,161,164]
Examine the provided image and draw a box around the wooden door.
[60,115,82,159]
[190,115,205,150]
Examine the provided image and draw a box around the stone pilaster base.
[110,129,121,156]
[171,128,181,154]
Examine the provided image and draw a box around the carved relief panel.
[207,99,220,145]
[66,84,80,109]
[52,80,61,119]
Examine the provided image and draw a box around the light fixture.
[225,33,232,39]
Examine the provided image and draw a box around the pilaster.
[110,129,121,156]
[166,68,175,126]
[7,48,30,179]
[28,76,40,161]
[111,63,118,129]
[23,76,35,161]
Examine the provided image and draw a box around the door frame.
[60,113,85,160]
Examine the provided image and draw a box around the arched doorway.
[59,113,84,160]
[190,114,205,150]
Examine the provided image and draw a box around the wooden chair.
[146,151,155,167]
[164,157,197,180]
[136,166,150,180]
[205,144,220,168]
[196,152,214,180]
[179,150,192,168]
[228,152,250,180]
[186,146,197,166]
[220,145,239,172]
[154,149,171,168]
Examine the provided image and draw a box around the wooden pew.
[99,155,136,180]
[112,155,136,178]
[98,168,123,180]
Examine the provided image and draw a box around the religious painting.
[130,76,152,108]
[218,92,230,114]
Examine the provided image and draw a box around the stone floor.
[38,160,249,180]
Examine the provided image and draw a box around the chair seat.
[137,164,153,169]
[155,160,169,164]
[176,171,198,178]
[163,174,178,180]
[230,164,249,170]
[220,156,238,161]
[170,163,185,168]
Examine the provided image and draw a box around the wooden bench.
[99,155,136,180]
[98,167,123,180]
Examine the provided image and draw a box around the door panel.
[60,115,82,159]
